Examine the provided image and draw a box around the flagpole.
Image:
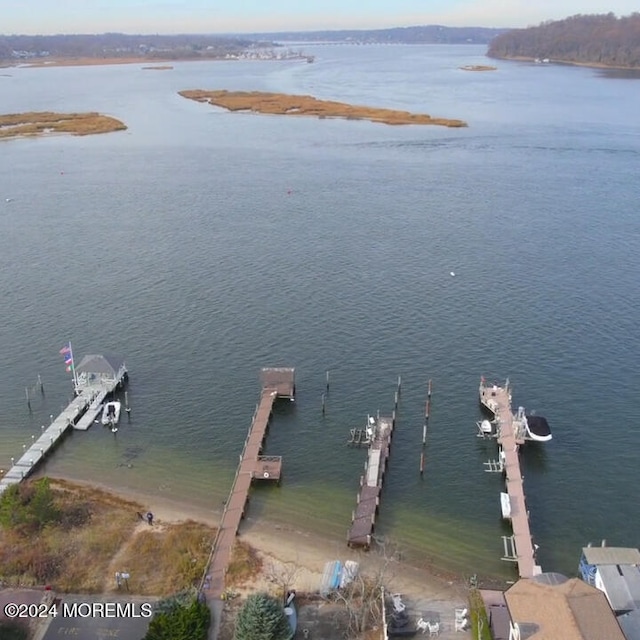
[68,341,78,394]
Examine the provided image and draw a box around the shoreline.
[489,54,640,71]
[40,473,470,601]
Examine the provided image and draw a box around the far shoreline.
[489,54,640,71]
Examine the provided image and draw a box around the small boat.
[101,401,122,425]
[283,591,297,637]
[524,414,552,442]
[477,419,495,437]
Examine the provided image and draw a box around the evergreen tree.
[234,593,292,640]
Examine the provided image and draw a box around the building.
[579,546,640,614]
[503,574,626,640]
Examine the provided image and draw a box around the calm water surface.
[1,45,639,580]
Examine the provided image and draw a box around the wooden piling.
[325,370,330,392]
[420,451,425,475]
[38,374,44,395]
[321,392,326,415]
[26,387,31,411]
[422,423,427,445]
[124,391,131,414]
[428,379,432,398]
[397,375,402,395]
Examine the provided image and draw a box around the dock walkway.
[480,380,541,578]
[202,368,295,600]
[347,415,394,548]
[0,354,127,497]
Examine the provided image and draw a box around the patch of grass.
[0,111,126,139]
[226,540,263,588]
[179,90,467,128]
[0,479,140,591]
[469,588,493,640]
[116,520,214,596]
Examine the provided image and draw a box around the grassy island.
[179,89,467,127]
[459,65,497,71]
[0,111,126,139]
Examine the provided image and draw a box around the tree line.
[0,33,264,61]
[487,13,640,68]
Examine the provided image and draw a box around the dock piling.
[321,392,326,415]
[124,391,131,415]
[38,374,44,395]
[326,370,330,392]
[26,387,31,411]
[420,451,425,475]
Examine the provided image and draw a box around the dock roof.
[597,563,640,613]
[582,546,640,566]
[75,354,125,377]
[505,577,626,640]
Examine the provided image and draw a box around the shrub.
[234,592,292,640]
[143,593,209,640]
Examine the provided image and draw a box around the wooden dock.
[0,354,127,497]
[347,414,394,548]
[201,368,295,600]
[480,379,541,578]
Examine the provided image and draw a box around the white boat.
[101,401,122,425]
[500,492,512,519]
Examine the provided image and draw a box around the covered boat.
[524,414,552,442]
[284,590,296,638]
[101,401,122,425]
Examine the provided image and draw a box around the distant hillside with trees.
[487,13,640,68]
[249,25,505,45]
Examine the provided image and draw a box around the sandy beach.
[42,474,470,615]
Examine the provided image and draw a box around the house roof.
[505,577,626,640]
[618,609,640,640]
[582,547,640,566]
[75,354,125,377]
[598,563,640,612]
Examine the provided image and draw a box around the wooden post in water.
[397,375,402,396]
[38,374,44,395]
[125,391,131,415]
[394,391,399,411]
[420,451,425,475]
[325,370,330,393]
[422,423,427,445]
[26,387,31,412]
[321,392,326,415]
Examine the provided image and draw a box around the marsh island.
[179,89,467,127]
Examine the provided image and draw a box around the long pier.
[0,354,127,497]
[201,368,295,601]
[347,414,394,548]
[479,379,541,578]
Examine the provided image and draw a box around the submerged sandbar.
[179,89,467,127]
[0,111,127,139]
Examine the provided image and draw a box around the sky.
[2,0,639,35]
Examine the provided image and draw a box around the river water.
[1,44,638,580]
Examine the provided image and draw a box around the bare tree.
[328,538,400,639]
[265,559,301,603]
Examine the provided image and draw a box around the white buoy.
[450,271,456,277]
[5,198,13,203]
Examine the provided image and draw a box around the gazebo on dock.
[74,354,127,391]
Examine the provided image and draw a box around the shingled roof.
[505,577,626,640]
